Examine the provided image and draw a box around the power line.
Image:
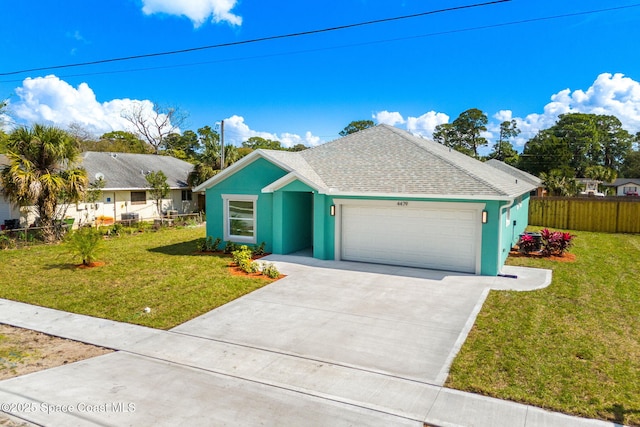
[0,0,510,76]
[1,2,637,83]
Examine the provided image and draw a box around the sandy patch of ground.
[0,324,111,425]
[0,324,112,380]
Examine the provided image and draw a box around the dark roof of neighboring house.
[82,152,192,190]
[485,159,542,187]
[609,178,640,187]
[195,124,536,199]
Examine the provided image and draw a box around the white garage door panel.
[341,205,479,273]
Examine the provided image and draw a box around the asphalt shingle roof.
[81,152,192,190]
[610,178,640,186]
[485,159,542,187]
[195,124,536,199]
[291,124,534,197]
[257,150,328,189]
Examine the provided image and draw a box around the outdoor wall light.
[482,210,488,224]
[330,205,336,216]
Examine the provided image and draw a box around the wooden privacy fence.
[529,197,640,233]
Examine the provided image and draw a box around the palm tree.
[0,124,87,242]
[187,162,218,188]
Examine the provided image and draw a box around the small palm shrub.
[66,227,102,266]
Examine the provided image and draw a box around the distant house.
[0,152,197,228]
[607,178,640,196]
[0,154,21,227]
[193,124,536,276]
[485,159,544,197]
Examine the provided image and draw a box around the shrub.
[240,259,261,274]
[0,234,15,250]
[261,262,280,279]
[518,233,539,254]
[540,228,575,257]
[224,241,239,254]
[253,242,266,257]
[197,236,222,252]
[66,227,102,266]
[232,245,253,265]
[111,223,123,236]
[557,232,575,255]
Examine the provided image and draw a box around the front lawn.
[0,227,273,329]
[447,230,640,426]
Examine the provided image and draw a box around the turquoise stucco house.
[193,125,537,276]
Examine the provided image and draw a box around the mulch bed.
[509,251,576,263]
[76,261,106,269]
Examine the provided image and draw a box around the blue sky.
[1,0,639,152]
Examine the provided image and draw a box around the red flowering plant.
[518,233,539,254]
[540,228,574,256]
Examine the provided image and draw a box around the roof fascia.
[322,190,530,202]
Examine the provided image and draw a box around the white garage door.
[340,203,481,273]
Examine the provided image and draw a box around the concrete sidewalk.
[0,259,622,427]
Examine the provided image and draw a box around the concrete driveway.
[0,255,556,426]
[172,255,505,385]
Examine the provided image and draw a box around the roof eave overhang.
[101,186,187,191]
[261,172,325,193]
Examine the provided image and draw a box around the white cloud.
[223,115,322,148]
[512,73,640,146]
[406,111,450,139]
[373,111,405,126]
[10,75,178,138]
[377,73,640,151]
[141,0,242,27]
[373,110,449,139]
[279,131,321,148]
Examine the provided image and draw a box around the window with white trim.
[223,195,258,243]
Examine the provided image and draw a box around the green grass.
[0,227,272,330]
[447,230,640,425]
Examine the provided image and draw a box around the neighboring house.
[67,152,197,225]
[1,152,197,227]
[193,124,536,276]
[485,159,544,197]
[0,154,23,227]
[607,178,640,196]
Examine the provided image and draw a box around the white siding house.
[1,152,197,228]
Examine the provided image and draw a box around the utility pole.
[220,119,225,170]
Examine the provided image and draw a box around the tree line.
[342,110,640,196]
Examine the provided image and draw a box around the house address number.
[396,201,409,207]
